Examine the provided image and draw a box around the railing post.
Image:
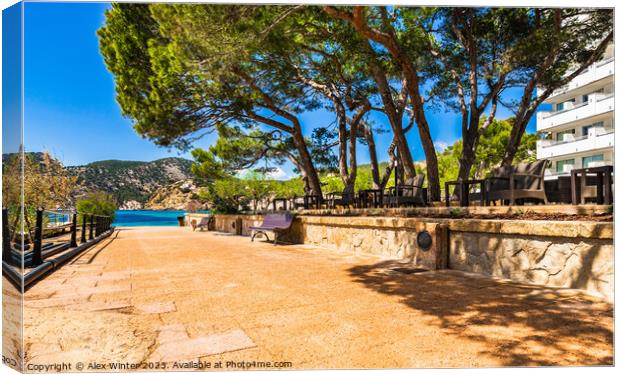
[81,213,87,244]
[70,212,78,247]
[89,214,94,240]
[32,208,44,266]
[2,209,11,262]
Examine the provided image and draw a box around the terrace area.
[11,226,613,369]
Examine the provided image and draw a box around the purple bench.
[192,216,213,231]
[250,213,294,245]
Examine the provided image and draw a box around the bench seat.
[250,213,294,245]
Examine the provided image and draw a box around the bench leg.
[252,231,270,243]
[273,232,278,245]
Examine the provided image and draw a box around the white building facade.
[536,43,614,177]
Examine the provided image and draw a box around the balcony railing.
[544,57,614,99]
[541,128,615,148]
[537,129,614,160]
[537,93,614,131]
[597,93,614,102]
[596,57,614,67]
[541,135,587,148]
[539,102,588,119]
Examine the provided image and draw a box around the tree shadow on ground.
[347,261,613,367]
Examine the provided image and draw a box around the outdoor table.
[444,179,487,207]
[303,194,322,209]
[571,165,613,205]
[271,198,288,211]
[358,189,384,208]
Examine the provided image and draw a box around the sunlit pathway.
[22,226,613,369]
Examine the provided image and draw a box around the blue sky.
[15,2,537,178]
[2,2,21,153]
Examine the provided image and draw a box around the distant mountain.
[66,157,194,207]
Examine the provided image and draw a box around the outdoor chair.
[485,159,548,205]
[291,194,323,209]
[271,197,289,211]
[326,190,356,209]
[385,175,427,207]
[191,216,213,231]
[250,213,294,245]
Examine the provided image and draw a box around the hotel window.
[582,94,589,103]
[582,154,604,168]
[556,159,575,173]
[556,129,575,142]
[556,98,575,112]
[582,122,604,136]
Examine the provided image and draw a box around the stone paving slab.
[148,329,256,362]
[155,324,189,344]
[136,301,177,314]
[27,296,89,309]
[67,300,132,312]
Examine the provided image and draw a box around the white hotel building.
[536,43,614,177]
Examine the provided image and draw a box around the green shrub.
[77,191,118,220]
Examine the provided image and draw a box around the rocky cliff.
[143,180,206,210]
[66,157,195,209]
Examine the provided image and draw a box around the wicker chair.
[326,190,356,209]
[485,160,548,205]
[385,175,427,207]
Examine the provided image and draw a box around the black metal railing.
[2,207,114,269]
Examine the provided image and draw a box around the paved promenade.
[21,226,613,369]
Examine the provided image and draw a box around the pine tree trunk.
[364,125,381,189]
[335,102,349,186]
[415,115,440,201]
[292,126,323,197]
[502,113,530,168]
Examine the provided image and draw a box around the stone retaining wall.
[290,216,448,270]
[210,214,613,301]
[448,220,613,302]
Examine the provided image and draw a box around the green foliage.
[191,148,231,184]
[437,141,463,188]
[99,5,612,194]
[77,191,118,220]
[243,171,271,212]
[272,178,304,199]
[189,124,295,185]
[436,117,538,186]
[87,160,147,171]
[2,152,78,211]
[201,178,250,214]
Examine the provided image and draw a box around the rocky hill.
[66,157,195,209]
[143,180,206,210]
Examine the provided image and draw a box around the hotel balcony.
[537,128,614,160]
[539,57,614,101]
[536,92,614,131]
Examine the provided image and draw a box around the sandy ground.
[16,226,613,370]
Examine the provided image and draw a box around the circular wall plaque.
[417,231,433,251]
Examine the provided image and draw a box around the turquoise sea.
[114,210,188,227]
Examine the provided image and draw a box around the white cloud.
[435,141,449,152]
[267,167,288,180]
[236,167,289,180]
